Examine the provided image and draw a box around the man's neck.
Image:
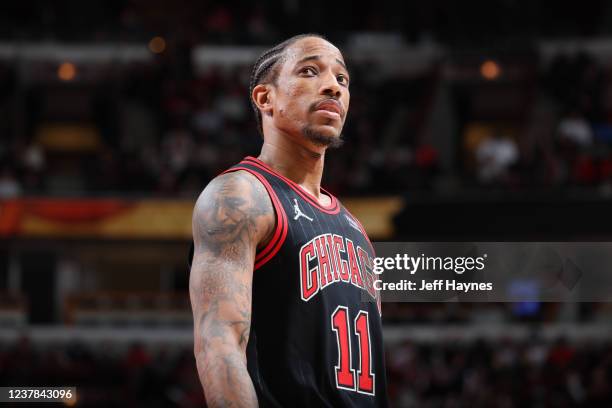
[257,138,328,204]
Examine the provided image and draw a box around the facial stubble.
[301,125,345,148]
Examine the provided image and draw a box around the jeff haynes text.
[374,279,493,292]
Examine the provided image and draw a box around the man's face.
[271,37,350,148]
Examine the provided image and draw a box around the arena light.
[480,59,501,80]
[57,62,76,81]
[148,36,166,54]
[63,395,77,407]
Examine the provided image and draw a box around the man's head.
[249,34,350,149]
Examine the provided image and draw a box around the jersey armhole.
[222,166,289,271]
[343,206,382,315]
[344,206,376,254]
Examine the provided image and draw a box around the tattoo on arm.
[190,171,274,407]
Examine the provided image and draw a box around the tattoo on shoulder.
[194,171,274,260]
[190,171,273,404]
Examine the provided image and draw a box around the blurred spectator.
[215,84,248,123]
[192,98,224,135]
[21,143,45,172]
[475,133,519,184]
[20,142,45,193]
[162,128,194,174]
[0,164,21,198]
[204,5,234,39]
[558,111,593,148]
[246,6,276,44]
[120,100,158,153]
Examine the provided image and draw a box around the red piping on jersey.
[222,166,288,270]
[345,208,375,254]
[342,207,380,315]
[243,156,340,214]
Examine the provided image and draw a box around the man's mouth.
[314,99,343,118]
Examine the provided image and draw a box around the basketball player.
[189,34,388,407]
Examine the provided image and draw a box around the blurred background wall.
[1,1,612,406]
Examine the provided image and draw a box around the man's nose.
[320,71,341,98]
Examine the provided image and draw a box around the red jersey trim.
[344,206,375,254]
[243,156,341,215]
[342,206,380,315]
[221,166,288,271]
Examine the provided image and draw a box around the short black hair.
[248,33,327,137]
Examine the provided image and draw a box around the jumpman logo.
[293,199,313,222]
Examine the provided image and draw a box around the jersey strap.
[221,165,289,270]
[242,156,341,214]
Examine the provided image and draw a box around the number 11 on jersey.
[331,306,375,395]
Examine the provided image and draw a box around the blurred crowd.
[464,52,612,193]
[1,3,612,199]
[1,335,610,407]
[0,336,204,407]
[2,1,612,45]
[1,49,612,198]
[0,56,441,198]
[387,337,612,407]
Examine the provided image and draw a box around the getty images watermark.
[372,252,492,293]
[364,242,612,302]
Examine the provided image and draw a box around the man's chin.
[302,126,344,148]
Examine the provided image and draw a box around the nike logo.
[345,214,362,233]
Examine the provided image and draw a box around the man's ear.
[252,84,274,116]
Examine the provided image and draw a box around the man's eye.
[337,74,349,85]
[301,67,317,75]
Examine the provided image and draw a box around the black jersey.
[223,156,388,408]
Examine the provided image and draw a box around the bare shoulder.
[192,170,275,258]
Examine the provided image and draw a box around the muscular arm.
[189,171,275,408]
